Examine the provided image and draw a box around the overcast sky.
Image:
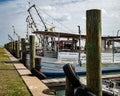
[0,0,120,46]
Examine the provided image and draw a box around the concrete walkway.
[5,49,55,96]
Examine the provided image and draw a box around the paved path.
[5,49,55,96]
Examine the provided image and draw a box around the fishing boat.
[33,30,84,77]
[27,4,120,77]
[26,4,85,77]
[33,31,120,77]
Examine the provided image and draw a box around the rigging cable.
[39,8,76,33]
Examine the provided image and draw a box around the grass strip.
[0,48,31,96]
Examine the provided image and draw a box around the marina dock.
[5,49,55,96]
[3,9,120,96]
[5,48,120,96]
[42,74,120,89]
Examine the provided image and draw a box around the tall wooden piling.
[15,41,20,58]
[11,41,14,53]
[30,35,35,69]
[21,38,26,65]
[35,58,42,72]
[65,77,74,96]
[14,41,17,57]
[86,9,102,96]
[9,42,12,53]
[13,41,15,56]
[65,65,75,96]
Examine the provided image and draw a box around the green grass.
[0,48,31,96]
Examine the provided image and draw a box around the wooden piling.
[13,41,15,56]
[15,41,20,58]
[8,42,10,52]
[65,65,75,96]
[9,42,12,53]
[35,58,42,72]
[21,38,26,65]
[11,41,14,53]
[30,35,35,69]
[86,9,102,96]
[65,77,74,96]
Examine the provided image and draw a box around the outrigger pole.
[8,34,14,41]
[27,7,38,31]
[26,16,41,43]
[12,25,20,41]
[27,4,48,31]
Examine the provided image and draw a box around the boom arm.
[28,4,48,31]
[8,34,14,41]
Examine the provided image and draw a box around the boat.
[33,30,83,77]
[26,4,120,77]
[26,4,84,77]
[32,31,120,77]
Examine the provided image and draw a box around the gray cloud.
[0,0,120,46]
[51,0,85,6]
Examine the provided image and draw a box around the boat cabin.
[33,31,81,63]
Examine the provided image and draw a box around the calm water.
[26,53,120,71]
[26,53,120,96]
[56,90,65,96]
[56,72,120,96]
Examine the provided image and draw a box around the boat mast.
[78,26,82,66]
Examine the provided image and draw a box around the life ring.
[63,64,82,88]
[31,68,47,80]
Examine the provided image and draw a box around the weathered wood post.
[14,40,17,56]
[11,41,13,53]
[21,38,26,65]
[6,43,9,51]
[8,42,10,52]
[13,41,15,56]
[14,41,16,57]
[35,58,42,72]
[65,77,74,96]
[112,39,114,62]
[15,40,20,58]
[30,35,35,69]
[5,43,7,50]
[9,42,12,53]
[86,9,102,96]
[65,65,75,96]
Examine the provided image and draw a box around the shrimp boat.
[33,30,84,76]
[27,4,120,77]
[33,30,120,77]
[27,4,84,77]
